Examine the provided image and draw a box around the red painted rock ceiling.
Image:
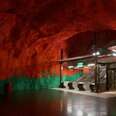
[0,0,116,78]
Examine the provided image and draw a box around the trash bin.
[77,82,85,91]
[68,82,74,90]
[89,83,95,92]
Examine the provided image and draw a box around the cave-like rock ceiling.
[0,0,116,78]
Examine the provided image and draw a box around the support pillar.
[59,49,64,88]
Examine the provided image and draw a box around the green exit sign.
[77,62,84,68]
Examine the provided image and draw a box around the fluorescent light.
[112,49,116,52]
[68,66,74,69]
[112,53,116,56]
[87,63,95,67]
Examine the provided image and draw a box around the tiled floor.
[0,90,116,116]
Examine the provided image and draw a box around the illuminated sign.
[77,62,84,68]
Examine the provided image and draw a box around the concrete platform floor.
[53,88,116,98]
[0,90,116,116]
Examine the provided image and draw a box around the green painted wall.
[0,72,83,93]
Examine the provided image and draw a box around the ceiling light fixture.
[92,51,100,56]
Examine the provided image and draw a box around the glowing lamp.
[68,66,74,69]
[92,51,100,56]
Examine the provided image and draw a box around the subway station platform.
[52,88,116,99]
[0,89,116,116]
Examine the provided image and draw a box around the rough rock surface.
[0,0,116,78]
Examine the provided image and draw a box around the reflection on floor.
[53,88,116,99]
[0,90,116,116]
